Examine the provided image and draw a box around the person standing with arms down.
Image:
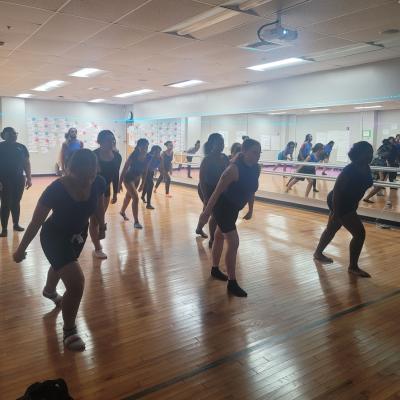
[196,133,230,247]
[314,141,374,277]
[197,139,261,297]
[186,140,201,178]
[13,149,107,351]
[0,127,32,237]
[90,130,122,259]
[154,141,174,197]
[141,145,161,210]
[60,128,83,173]
[119,138,149,229]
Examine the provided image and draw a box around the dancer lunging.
[13,149,106,351]
[154,141,174,197]
[314,141,374,277]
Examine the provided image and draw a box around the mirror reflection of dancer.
[13,149,107,351]
[90,130,122,259]
[321,141,334,175]
[186,140,200,178]
[119,138,149,229]
[197,139,261,297]
[141,145,162,210]
[273,141,296,172]
[286,143,325,197]
[230,142,242,161]
[196,133,230,247]
[314,142,374,278]
[0,127,32,237]
[60,128,83,173]
[154,141,174,197]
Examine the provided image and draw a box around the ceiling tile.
[279,0,394,28]
[1,0,65,12]
[308,2,400,36]
[325,48,400,67]
[35,14,108,42]
[118,0,214,31]
[18,37,76,55]
[338,25,400,43]
[0,30,29,50]
[61,43,117,62]
[82,25,152,49]
[0,2,54,35]
[59,0,150,23]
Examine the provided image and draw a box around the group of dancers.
[0,123,384,352]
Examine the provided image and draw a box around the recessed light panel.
[33,80,67,92]
[113,89,154,98]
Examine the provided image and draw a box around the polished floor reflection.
[1,178,400,399]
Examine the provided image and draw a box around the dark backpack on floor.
[17,379,73,400]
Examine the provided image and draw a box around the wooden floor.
[173,167,400,214]
[1,178,400,400]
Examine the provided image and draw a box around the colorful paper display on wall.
[26,116,121,153]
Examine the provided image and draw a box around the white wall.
[1,97,127,174]
[376,109,400,144]
[133,58,400,119]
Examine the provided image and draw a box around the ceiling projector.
[257,20,298,44]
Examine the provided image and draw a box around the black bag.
[17,379,73,400]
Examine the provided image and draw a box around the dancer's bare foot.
[348,267,371,278]
[313,252,333,263]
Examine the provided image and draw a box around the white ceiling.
[0,0,400,104]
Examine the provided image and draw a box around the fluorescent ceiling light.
[16,93,33,98]
[247,57,310,71]
[354,105,383,110]
[69,68,105,78]
[33,80,67,92]
[309,108,330,112]
[89,98,106,103]
[268,111,286,115]
[167,80,204,88]
[114,89,153,98]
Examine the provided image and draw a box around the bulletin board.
[26,116,122,154]
[127,118,184,155]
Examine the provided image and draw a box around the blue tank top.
[309,153,319,163]
[65,139,81,162]
[224,157,260,210]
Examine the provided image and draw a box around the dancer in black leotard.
[314,141,374,277]
[141,145,161,210]
[155,141,174,197]
[0,127,32,237]
[90,130,122,259]
[119,138,149,229]
[13,149,106,351]
[198,139,261,297]
[196,133,230,247]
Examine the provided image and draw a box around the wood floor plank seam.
[121,288,400,400]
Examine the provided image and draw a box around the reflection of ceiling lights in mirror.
[309,108,330,112]
[354,105,383,109]
[69,68,106,78]
[33,80,67,92]
[166,80,204,88]
[114,89,153,98]
[247,57,310,71]
[16,93,33,98]
[268,111,287,115]
[89,99,105,103]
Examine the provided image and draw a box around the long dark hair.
[204,133,224,156]
[68,148,97,175]
[130,138,149,161]
[149,145,162,156]
[97,129,115,145]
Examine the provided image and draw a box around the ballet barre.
[261,169,400,189]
